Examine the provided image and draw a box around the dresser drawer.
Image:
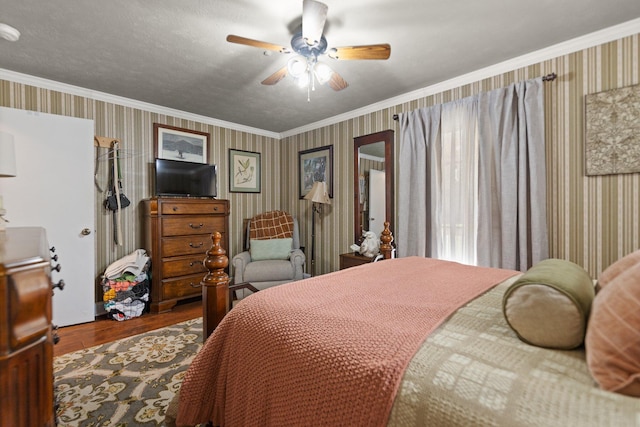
[162,216,226,237]
[7,268,51,351]
[161,254,208,278]
[160,200,228,215]
[161,235,212,257]
[161,273,204,300]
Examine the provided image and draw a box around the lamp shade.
[0,131,17,177]
[304,181,331,205]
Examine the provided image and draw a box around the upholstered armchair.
[231,211,306,300]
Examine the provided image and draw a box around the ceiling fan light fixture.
[296,72,310,89]
[227,0,389,98]
[287,56,308,78]
[314,62,333,84]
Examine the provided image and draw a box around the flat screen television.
[154,158,217,198]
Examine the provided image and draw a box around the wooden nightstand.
[339,252,373,270]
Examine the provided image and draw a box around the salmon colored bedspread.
[176,257,518,426]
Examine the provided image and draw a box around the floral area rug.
[54,317,203,426]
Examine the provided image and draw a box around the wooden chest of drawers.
[142,197,230,313]
[0,227,55,427]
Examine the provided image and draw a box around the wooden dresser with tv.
[0,227,56,426]
[142,197,230,313]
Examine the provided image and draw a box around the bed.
[168,226,640,426]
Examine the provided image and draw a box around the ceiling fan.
[226,0,391,98]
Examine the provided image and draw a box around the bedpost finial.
[380,222,394,259]
[203,231,229,278]
[202,231,230,340]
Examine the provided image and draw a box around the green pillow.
[502,258,594,349]
[249,238,293,261]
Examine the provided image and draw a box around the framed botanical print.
[299,145,333,199]
[229,149,261,193]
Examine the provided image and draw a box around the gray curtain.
[397,78,548,271]
[397,105,440,258]
[476,78,548,270]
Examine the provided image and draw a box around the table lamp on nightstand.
[0,131,17,232]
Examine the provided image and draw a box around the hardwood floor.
[53,297,203,357]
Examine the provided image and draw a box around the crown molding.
[281,17,640,138]
[0,68,281,140]
[1,18,639,141]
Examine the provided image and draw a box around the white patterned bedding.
[388,276,640,426]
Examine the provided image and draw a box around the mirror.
[353,129,394,244]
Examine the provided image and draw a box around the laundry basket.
[102,249,151,321]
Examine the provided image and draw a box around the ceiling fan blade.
[261,66,289,86]
[302,0,328,46]
[226,35,291,54]
[328,71,348,91]
[328,44,391,60]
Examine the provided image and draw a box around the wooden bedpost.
[379,221,394,259]
[201,231,229,341]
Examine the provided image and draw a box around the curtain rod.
[392,72,557,121]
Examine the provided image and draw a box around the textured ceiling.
[1,0,640,134]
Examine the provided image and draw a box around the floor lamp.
[304,181,331,276]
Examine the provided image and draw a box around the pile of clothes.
[102,249,150,321]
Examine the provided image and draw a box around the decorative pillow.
[502,258,594,349]
[249,238,293,261]
[586,262,640,397]
[596,248,640,292]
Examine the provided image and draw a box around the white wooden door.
[368,169,386,239]
[0,107,95,327]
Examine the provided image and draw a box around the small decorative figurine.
[350,230,380,258]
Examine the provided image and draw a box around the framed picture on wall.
[153,123,209,163]
[229,149,261,193]
[299,145,333,199]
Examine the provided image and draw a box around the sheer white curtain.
[397,78,548,271]
[435,98,478,264]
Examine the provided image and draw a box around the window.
[434,100,478,265]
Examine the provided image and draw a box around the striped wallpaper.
[1,32,638,303]
[0,82,284,298]
[283,33,640,278]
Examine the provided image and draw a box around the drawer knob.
[172,207,179,212]
[51,264,62,273]
[53,279,65,291]
[189,242,204,248]
[189,260,202,267]
[189,223,204,229]
[213,206,218,211]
